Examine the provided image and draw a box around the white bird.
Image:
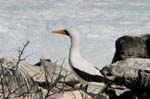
[52,29,104,84]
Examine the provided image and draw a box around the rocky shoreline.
[0,57,109,99]
[1,34,150,99]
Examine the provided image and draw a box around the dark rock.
[107,34,150,98]
[101,58,150,98]
[34,59,51,66]
[112,35,148,63]
[35,81,51,89]
[142,34,150,57]
[117,91,137,99]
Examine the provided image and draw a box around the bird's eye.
[64,30,69,36]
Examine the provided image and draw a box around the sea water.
[0,0,150,69]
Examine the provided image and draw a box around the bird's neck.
[69,37,82,60]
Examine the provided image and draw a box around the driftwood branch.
[15,41,30,71]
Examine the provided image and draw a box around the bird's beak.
[52,29,66,35]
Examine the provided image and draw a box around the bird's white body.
[67,29,103,84]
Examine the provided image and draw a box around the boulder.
[112,35,147,63]
[112,34,150,63]
[0,57,80,87]
[101,58,150,98]
[60,90,108,99]
[0,57,44,82]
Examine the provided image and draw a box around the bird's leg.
[83,84,88,93]
[84,84,88,91]
[80,84,88,93]
[80,84,84,90]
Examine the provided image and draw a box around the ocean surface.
[0,0,150,69]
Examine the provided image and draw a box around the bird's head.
[52,29,80,39]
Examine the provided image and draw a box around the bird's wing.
[71,58,102,77]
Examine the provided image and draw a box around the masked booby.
[52,29,104,84]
